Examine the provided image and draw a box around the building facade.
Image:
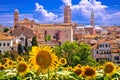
[64,5,71,23]
[0,33,13,54]
[92,42,112,62]
[10,5,74,45]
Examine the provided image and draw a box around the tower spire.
[14,9,19,26]
[91,8,95,27]
[64,5,71,23]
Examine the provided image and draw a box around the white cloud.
[61,0,72,6]
[61,0,120,25]
[33,3,63,23]
[71,0,108,20]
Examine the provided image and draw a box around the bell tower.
[64,5,71,23]
[91,9,95,27]
[14,9,19,26]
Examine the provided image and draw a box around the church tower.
[91,9,95,27]
[64,5,71,23]
[14,9,19,26]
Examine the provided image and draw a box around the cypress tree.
[31,36,38,46]
[17,43,23,54]
[25,37,28,47]
[24,37,29,53]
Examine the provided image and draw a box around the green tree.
[98,59,108,66]
[45,35,51,42]
[31,36,38,46]
[54,41,98,67]
[3,27,9,32]
[47,35,51,41]
[24,37,29,54]
[25,37,28,47]
[17,43,23,54]
[4,50,19,61]
[45,35,48,42]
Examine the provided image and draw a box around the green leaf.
[0,71,6,76]
[104,76,109,80]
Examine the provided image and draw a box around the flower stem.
[48,68,50,80]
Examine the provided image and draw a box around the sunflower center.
[61,59,65,63]
[104,64,114,73]
[17,63,27,73]
[85,68,95,76]
[18,57,22,62]
[36,50,52,69]
[4,64,7,67]
[9,61,12,65]
[0,66,5,70]
[77,64,81,68]
[3,58,7,64]
[74,68,82,75]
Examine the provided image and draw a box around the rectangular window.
[117,56,119,60]
[114,56,119,60]
[7,43,10,46]
[106,44,107,48]
[96,51,98,54]
[11,47,13,50]
[3,43,5,46]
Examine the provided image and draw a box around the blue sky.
[0,0,120,26]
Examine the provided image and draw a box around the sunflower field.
[0,45,120,80]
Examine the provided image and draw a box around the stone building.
[64,5,71,23]
[0,32,13,54]
[9,5,75,45]
[14,9,19,26]
[92,39,120,64]
[92,41,112,62]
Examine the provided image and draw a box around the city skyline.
[0,0,120,26]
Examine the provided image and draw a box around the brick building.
[9,5,75,45]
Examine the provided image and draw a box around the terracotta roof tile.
[0,32,13,40]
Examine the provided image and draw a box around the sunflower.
[17,62,29,76]
[0,64,5,70]
[83,66,96,79]
[30,46,58,73]
[4,63,8,69]
[76,64,81,68]
[2,58,9,64]
[99,66,103,70]
[115,65,119,70]
[66,66,73,71]
[7,60,14,69]
[51,59,59,69]
[103,62,115,76]
[59,58,67,65]
[74,67,83,76]
[17,56,24,62]
[74,64,82,69]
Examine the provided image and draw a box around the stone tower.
[91,9,95,27]
[64,5,71,23]
[14,9,19,26]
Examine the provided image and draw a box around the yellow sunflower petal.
[17,62,29,76]
[30,46,58,73]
